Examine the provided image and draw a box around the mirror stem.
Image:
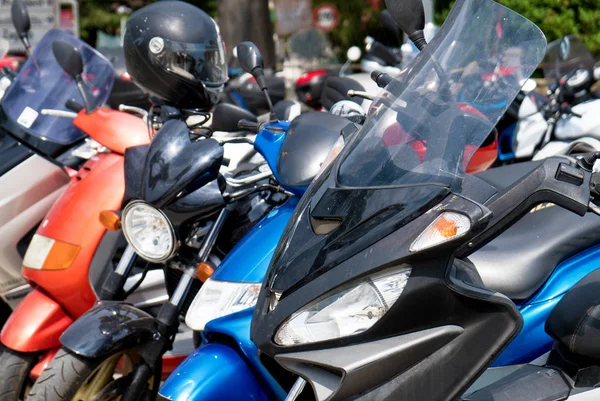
[408,31,427,51]
[75,77,94,113]
[21,36,31,56]
[254,69,277,122]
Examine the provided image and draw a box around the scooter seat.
[471,162,600,300]
[545,268,600,359]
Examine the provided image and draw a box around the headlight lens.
[122,201,176,262]
[274,266,411,346]
[185,278,262,331]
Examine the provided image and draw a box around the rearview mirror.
[52,40,84,78]
[11,0,31,53]
[52,40,95,113]
[236,42,264,77]
[347,46,362,62]
[384,0,426,50]
[380,9,403,48]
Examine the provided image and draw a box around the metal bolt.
[153,332,161,341]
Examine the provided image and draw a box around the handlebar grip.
[370,70,393,88]
[238,119,260,133]
[65,99,84,112]
[222,157,231,167]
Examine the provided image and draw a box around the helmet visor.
[155,37,228,86]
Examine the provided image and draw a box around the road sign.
[313,3,338,31]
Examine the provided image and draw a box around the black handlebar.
[65,99,84,112]
[238,119,261,133]
[371,70,393,88]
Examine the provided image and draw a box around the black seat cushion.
[545,269,600,359]
[470,162,600,300]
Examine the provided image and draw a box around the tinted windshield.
[338,0,546,189]
[2,30,114,145]
[542,35,595,83]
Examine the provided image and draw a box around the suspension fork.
[122,207,230,401]
[100,245,138,300]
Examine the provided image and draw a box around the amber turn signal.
[99,210,121,231]
[196,262,215,282]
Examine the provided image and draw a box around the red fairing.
[1,289,73,352]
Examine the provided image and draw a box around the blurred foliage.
[435,0,600,58]
[79,0,218,46]
[312,0,398,61]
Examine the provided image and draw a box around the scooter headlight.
[122,201,176,263]
[274,266,411,346]
[185,278,262,331]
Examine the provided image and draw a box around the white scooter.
[511,36,600,161]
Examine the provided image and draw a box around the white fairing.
[533,137,600,161]
[0,155,69,307]
[568,388,600,400]
[513,111,548,159]
[555,99,600,140]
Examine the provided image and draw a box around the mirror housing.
[236,41,265,83]
[384,0,426,50]
[380,10,403,48]
[347,46,362,62]
[11,0,31,54]
[235,41,276,121]
[52,40,95,113]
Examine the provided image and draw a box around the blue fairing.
[210,198,297,283]
[253,121,300,193]
[158,339,270,401]
[498,123,517,161]
[493,244,600,366]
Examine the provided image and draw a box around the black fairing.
[276,112,350,189]
[139,119,223,208]
[211,103,257,132]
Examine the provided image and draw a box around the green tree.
[435,0,600,58]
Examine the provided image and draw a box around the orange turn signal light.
[196,262,215,282]
[23,234,80,271]
[431,215,458,238]
[99,210,121,231]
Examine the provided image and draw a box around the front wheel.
[0,347,37,401]
[27,348,157,401]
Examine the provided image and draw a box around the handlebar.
[41,109,77,119]
[65,99,84,112]
[238,119,261,133]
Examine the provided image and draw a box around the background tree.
[435,0,600,58]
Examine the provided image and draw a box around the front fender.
[159,343,269,401]
[60,302,157,358]
[1,289,73,352]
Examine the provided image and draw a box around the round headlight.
[122,201,176,262]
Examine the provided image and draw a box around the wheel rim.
[71,351,153,401]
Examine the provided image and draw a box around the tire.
[27,348,157,401]
[0,347,37,401]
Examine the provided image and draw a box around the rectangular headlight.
[274,266,411,346]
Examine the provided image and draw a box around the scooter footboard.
[158,343,270,401]
[60,302,156,358]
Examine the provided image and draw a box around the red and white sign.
[313,4,338,31]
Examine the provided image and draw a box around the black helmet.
[124,1,227,110]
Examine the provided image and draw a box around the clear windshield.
[338,0,546,189]
[2,30,114,145]
[542,35,595,83]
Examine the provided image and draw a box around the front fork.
[122,208,230,401]
[101,244,138,300]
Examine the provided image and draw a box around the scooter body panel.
[210,198,298,283]
[1,288,73,352]
[492,244,600,366]
[73,108,149,155]
[513,110,547,159]
[555,99,600,140]
[158,341,270,401]
[22,152,125,318]
[0,155,68,306]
